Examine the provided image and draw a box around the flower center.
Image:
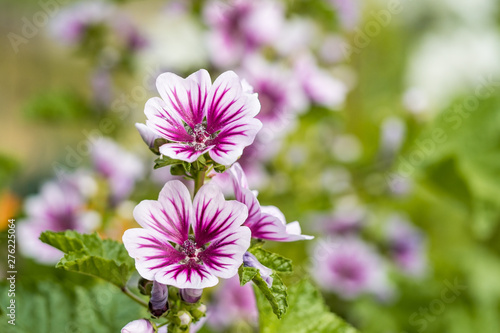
[187,123,214,151]
[178,238,203,265]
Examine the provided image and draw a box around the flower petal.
[206,70,261,131]
[209,118,262,165]
[156,69,211,128]
[193,183,249,247]
[154,262,219,289]
[159,143,213,163]
[199,225,251,279]
[123,228,185,281]
[132,180,193,244]
[145,97,192,142]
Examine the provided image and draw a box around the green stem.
[121,286,148,308]
[193,168,206,197]
[157,321,169,328]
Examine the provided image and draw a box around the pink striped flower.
[228,163,313,242]
[123,180,251,289]
[143,70,262,165]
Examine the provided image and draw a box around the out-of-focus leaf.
[256,279,358,333]
[0,281,143,333]
[23,90,90,122]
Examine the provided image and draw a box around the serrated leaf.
[253,272,288,319]
[0,280,143,333]
[40,231,135,288]
[57,252,133,287]
[154,155,183,169]
[249,248,293,273]
[256,279,359,333]
[238,265,259,285]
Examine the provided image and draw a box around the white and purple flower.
[204,0,284,67]
[386,215,427,277]
[207,275,258,330]
[91,138,144,204]
[142,70,262,165]
[18,179,99,264]
[229,163,313,242]
[121,319,154,333]
[294,54,348,108]
[123,180,251,289]
[312,237,393,300]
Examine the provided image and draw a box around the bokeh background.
[1,0,500,332]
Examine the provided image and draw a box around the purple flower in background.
[314,209,365,236]
[240,56,307,130]
[18,179,99,264]
[294,54,348,108]
[208,275,258,329]
[91,138,144,204]
[51,1,146,51]
[328,0,361,30]
[229,163,313,242]
[312,237,393,300]
[121,319,154,333]
[50,1,113,45]
[204,0,284,67]
[143,69,262,165]
[123,180,251,289]
[386,215,427,277]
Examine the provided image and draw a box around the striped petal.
[206,71,262,165]
[123,228,185,281]
[209,118,262,165]
[145,97,192,142]
[132,180,192,244]
[228,164,313,242]
[193,183,251,279]
[156,69,211,128]
[159,143,214,163]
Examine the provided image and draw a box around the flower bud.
[177,311,192,327]
[135,123,160,149]
[243,252,273,287]
[180,288,203,303]
[121,319,154,333]
[149,281,169,317]
[191,303,207,320]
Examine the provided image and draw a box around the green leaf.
[0,280,144,333]
[154,155,183,169]
[182,161,192,174]
[253,272,288,319]
[170,164,186,176]
[214,164,226,173]
[238,265,259,285]
[256,279,359,333]
[40,231,135,288]
[249,248,293,274]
